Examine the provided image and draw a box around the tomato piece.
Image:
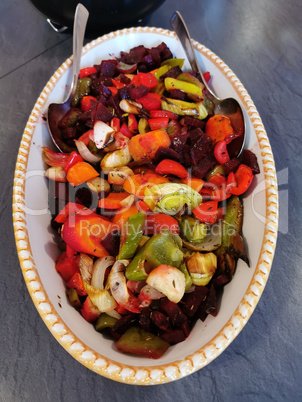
[136,93,161,111]
[214,140,230,164]
[79,66,97,79]
[229,164,254,195]
[66,272,87,296]
[193,201,218,225]
[155,159,189,179]
[144,214,180,235]
[80,95,97,112]
[148,117,169,131]
[55,251,80,282]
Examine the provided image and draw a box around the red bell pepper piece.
[155,159,189,179]
[214,140,230,164]
[128,114,138,133]
[63,152,84,173]
[107,86,118,96]
[229,164,254,195]
[80,95,97,112]
[77,129,94,146]
[61,213,113,257]
[136,200,151,213]
[110,117,121,132]
[54,202,94,224]
[208,173,231,202]
[79,66,97,79]
[193,201,218,226]
[148,117,169,131]
[144,213,180,235]
[203,72,211,83]
[66,272,87,296]
[42,147,70,168]
[149,110,179,120]
[81,297,100,322]
[99,192,130,209]
[120,121,133,138]
[55,251,80,282]
[111,78,127,89]
[137,72,158,89]
[115,304,129,315]
[136,93,162,111]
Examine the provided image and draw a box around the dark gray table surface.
[1,0,301,400]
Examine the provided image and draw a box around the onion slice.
[108,260,140,313]
[74,140,102,164]
[79,253,94,284]
[91,256,115,290]
[84,282,117,312]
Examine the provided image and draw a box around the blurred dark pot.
[29,0,166,34]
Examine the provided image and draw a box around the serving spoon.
[170,11,245,157]
[47,4,89,153]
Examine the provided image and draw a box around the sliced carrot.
[112,204,139,230]
[66,162,99,187]
[181,177,205,192]
[128,129,171,161]
[99,192,130,209]
[123,173,169,199]
[205,114,234,143]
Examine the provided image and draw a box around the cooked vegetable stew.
[45,42,259,359]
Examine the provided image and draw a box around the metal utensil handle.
[170,11,216,98]
[69,4,89,102]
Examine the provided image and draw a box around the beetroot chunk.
[159,298,187,327]
[182,116,206,130]
[151,311,170,331]
[100,230,120,257]
[192,152,217,179]
[113,314,138,335]
[99,60,117,77]
[205,284,218,317]
[120,45,149,64]
[130,85,150,100]
[223,158,240,175]
[153,147,182,165]
[180,286,209,318]
[241,149,260,174]
[160,329,186,345]
[160,66,182,80]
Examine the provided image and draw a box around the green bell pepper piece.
[118,212,146,260]
[72,77,92,107]
[116,327,170,359]
[164,77,203,101]
[95,313,118,332]
[161,58,185,69]
[161,98,208,120]
[180,215,208,242]
[125,245,148,281]
[179,263,193,292]
[144,230,183,268]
